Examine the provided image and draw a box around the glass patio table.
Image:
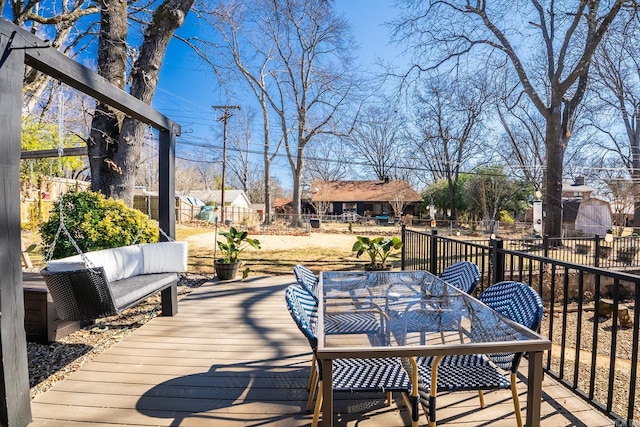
[317,270,551,427]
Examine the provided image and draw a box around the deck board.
[29,275,615,426]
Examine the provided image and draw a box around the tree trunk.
[88,0,127,197]
[290,144,304,227]
[88,0,194,205]
[543,115,567,241]
[633,109,640,233]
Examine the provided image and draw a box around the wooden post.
[158,127,177,241]
[0,31,33,426]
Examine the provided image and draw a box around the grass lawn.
[22,222,405,277]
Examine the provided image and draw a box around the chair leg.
[428,355,443,427]
[510,373,523,427]
[386,391,393,406]
[307,368,319,412]
[307,355,317,390]
[312,380,323,427]
[478,390,485,408]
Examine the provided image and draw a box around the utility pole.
[212,105,240,224]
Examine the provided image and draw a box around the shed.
[563,198,612,236]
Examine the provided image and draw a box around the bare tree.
[261,0,358,226]
[589,17,640,229]
[193,1,282,225]
[392,0,631,238]
[408,73,488,219]
[6,0,100,112]
[305,135,350,181]
[227,108,255,192]
[389,191,410,218]
[494,101,546,190]
[350,103,406,180]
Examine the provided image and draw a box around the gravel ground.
[540,302,638,422]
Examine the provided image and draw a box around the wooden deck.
[29,275,615,426]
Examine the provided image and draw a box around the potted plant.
[214,227,261,280]
[352,236,403,271]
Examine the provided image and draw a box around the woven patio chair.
[399,262,480,344]
[439,261,481,294]
[284,284,412,427]
[407,281,544,427]
[293,265,383,337]
[293,264,319,300]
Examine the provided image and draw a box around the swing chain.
[45,201,96,269]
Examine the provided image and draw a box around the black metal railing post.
[429,229,438,274]
[401,224,406,270]
[491,238,505,284]
[594,235,601,268]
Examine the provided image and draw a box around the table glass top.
[320,270,543,350]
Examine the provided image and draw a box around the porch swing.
[40,214,188,321]
[38,90,187,321]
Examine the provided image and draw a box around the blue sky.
[152,1,406,184]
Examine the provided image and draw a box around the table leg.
[322,358,333,427]
[526,351,543,427]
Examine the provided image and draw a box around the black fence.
[401,226,640,425]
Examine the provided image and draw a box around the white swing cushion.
[47,245,144,283]
[140,241,188,274]
[46,242,188,283]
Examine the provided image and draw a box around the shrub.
[40,189,159,259]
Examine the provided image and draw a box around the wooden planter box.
[23,273,89,343]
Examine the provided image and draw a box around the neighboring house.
[561,176,595,200]
[187,190,251,208]
[559,177,612,236]
[311,179,422,217]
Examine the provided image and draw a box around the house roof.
[562,181,597,194]
[186,190,251,206]
[311,180,422,203]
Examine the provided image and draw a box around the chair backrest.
[284,284,318,349]
[478,281,544,370]
[439,261,480,294]
[293,264,319,300]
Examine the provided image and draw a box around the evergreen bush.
[40,189,159,259]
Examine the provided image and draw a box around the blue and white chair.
[293,265,383,338]
[439,261,481,294]
[410,281,544,427]
[293,264,319,300]
[285,284,412,427]
[400,262,480,344]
